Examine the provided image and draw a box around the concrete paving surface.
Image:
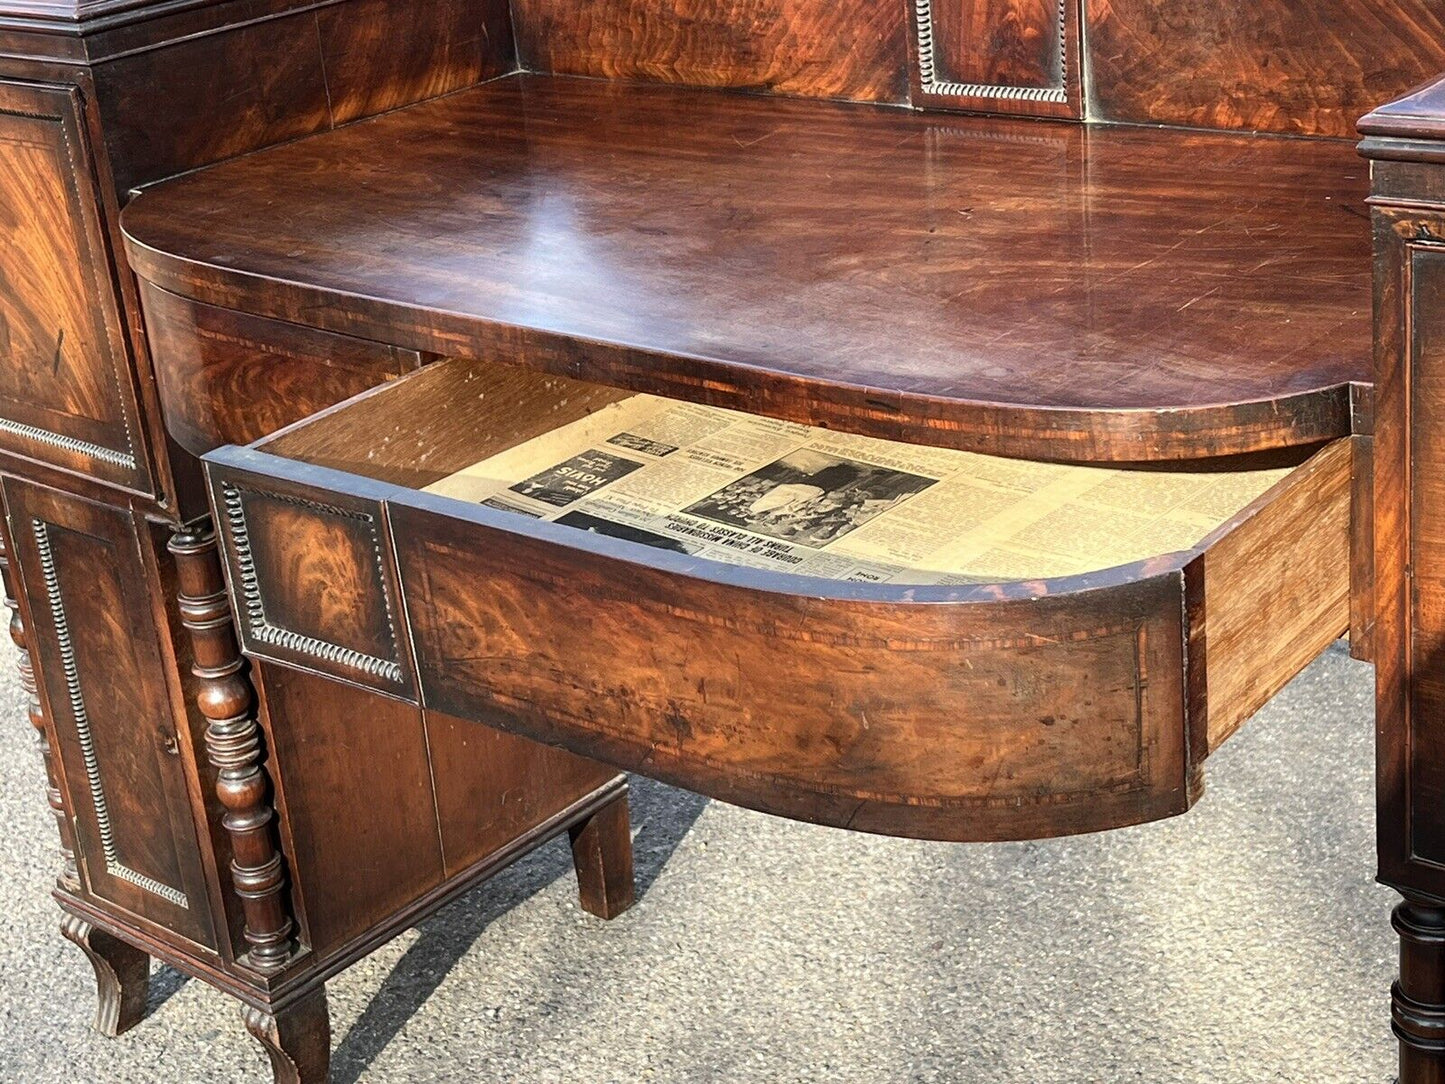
[0,641,1399,1082]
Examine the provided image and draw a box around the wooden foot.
[60,914,150,1038]
[242,987,331,1084]
[569,791,636,920]
[1395,896,1445,1084]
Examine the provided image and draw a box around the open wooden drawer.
[203,355,1351,843]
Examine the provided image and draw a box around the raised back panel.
[511,0,1445,133]
[1085,0,1445,137]
[0,80,150,493]
[511,0,910,103]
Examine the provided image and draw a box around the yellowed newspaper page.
[424,394,1292,584]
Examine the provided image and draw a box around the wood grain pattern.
[1086,0,1445,138]
[512,0,907,103]
[936,0,1063,90]
[139,283,424,460]
[1197,437,1351,750]
[255,668,443,957]
[913,0,1081,119]
[208,355,1352,843]
[316,0,514,126]
[4,478,214,947]
[397,510,1194,842]
[92,11,333,198]
[124,74,1372,464]
[0,80,150,492]
[425,709,619,878]
[213,474,415,700]
[1352,433,1375,661]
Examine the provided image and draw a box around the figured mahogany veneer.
[122,74,1373,465]
[202,355,1351,843]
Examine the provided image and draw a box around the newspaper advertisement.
[424,395,1291,585]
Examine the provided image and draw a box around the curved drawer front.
[204,443,1350,843]
[391,499,1193,841]
[201,355,1351,842]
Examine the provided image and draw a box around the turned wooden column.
[0,528,80,893]
[169,522,296,972]
[1396,898,1445,1083]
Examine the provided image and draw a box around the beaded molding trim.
[0,417,135,470]
[914,0,1069,104]
[220,483,405,685]
[32,520,189,909]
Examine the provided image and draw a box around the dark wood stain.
[123,74,1372,463]
[512,0,908,103]
[1087,0,1445,137]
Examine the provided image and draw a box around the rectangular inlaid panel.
[0,80,150,492]
[511,0,909,103]
[3,479,214,947]
[1086,0,1445,137]
[912,0,1081,118]
[211,472,416,700]
[1409,244,1445,869]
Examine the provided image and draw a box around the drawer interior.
[224,353,1351,840]
[261,355,1318,587]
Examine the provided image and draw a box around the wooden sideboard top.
[123,73,1373,462]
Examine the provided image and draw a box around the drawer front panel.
[211,467,416,700]
[0,81,151,494]
[4,479,213,947]
[389,500,1193,843]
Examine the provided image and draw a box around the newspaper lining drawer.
[203,355,1352,842]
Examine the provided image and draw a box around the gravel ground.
[0,641,1396,1082]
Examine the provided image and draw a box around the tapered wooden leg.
[569,791,635,920]
[1396,896,1445,1084]
[242,987,331,1084]
[60,914,150,1038]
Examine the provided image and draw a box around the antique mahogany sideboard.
[4,0,1445,1081]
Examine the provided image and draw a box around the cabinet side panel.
[257,665,444,958]
[3,478,214,948]
[1408,243,1445,872]
[426,710,617,878]
[0,80,150,492]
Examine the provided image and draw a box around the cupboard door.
[5,478,213,948]
[0,81,152,494]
